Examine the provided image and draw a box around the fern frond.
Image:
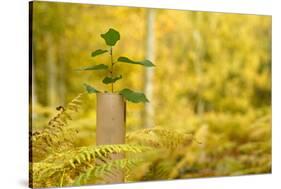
[31,144,148,187]
[74,158,141,185]
[31,93,84,162]
[66,144,149,168]
[126,127,195,150]
[125,128,203,181]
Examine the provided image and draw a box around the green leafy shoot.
[91,49,108,57]
[83,84,100,93]
[119,88,149,103]
[77,64,108,71]
[80,28,154,103]
[118,56,155,67]
[101,28,120,46]
[102,75,122,84]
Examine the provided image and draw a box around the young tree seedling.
[78,28,155,103]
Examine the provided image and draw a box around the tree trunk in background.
[31,50,37,119]
[193,30,205,117]
[142,9,155,128]
[58,40,66,105]
[31,34,36,105]
[46,34,58,108]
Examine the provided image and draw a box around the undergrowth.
[30,94,271,187]
[30,94,197,188]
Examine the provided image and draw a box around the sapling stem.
[81,28,153,103]
[110,47,114,93]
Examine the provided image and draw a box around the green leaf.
[117,56,155,67]
[83,84,100,93]
[91,49,108,57]
[100,28,120,46]
[102,75,122,84]
[119,88,149,103]
[77,64,108,71]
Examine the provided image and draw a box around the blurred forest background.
[31,1,271,181]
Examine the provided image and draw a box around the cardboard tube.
[96,93,126,183]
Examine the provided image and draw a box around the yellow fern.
[31,93,84,162]
[126,127,197,150]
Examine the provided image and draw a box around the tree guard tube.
[96,93,126,183]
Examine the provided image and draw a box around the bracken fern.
[30,94,196,187]
[30,93,84,162]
